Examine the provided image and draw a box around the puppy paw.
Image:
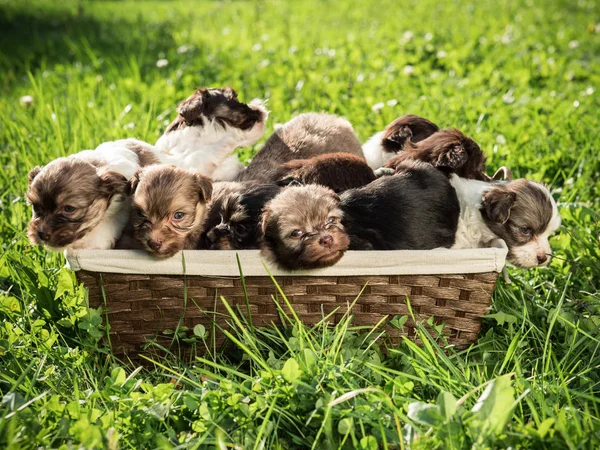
[374,167,396,178]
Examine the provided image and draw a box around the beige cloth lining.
[66,248,507,277]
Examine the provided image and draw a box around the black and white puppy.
[450,176,561,268]
[261,160,459,270]
[200,182,281,250]
[362,114,440,169]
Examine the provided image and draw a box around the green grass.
[1,0,600,448]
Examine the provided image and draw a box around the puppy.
[384,129,489,180]
[277,153,376,192]
[261,184,351,270]
[127,165,213,258]
[201,183,281,250]
[156,87,268,181]
[27,139,159,250]
[237,113,363,183]
[450,176,561,268]
[261,160,459,270]
[362,114,439,169]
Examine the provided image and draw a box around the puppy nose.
[148,239,162,251]
[319,235,333,248]
[537,254,548,264]
[37,229,49,241]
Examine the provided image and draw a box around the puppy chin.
[508,243,552,268]
[145,244,183,259]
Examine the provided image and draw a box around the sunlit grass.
[0,0,599,448]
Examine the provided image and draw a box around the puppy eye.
[520,227,533,236]
[63,205,76,213]
[173,212,185,221]
[32,205,40,215]
[327,217,337,224]
[236,224,249,234]
[136,210,146,219]
[290,229,304,238]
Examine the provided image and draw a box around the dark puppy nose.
[37,230,49,242]
[148,239,162,251]
[537,254,548,264]
[319,235,333,248]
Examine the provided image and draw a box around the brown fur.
[238,113,364,184]
[125,141,161,167]
[482,180,553,241]
[127,165,213,258]
[261,185,350,270]
[278,153,376,192]
[164,87,265,134]
[381,114,440,154]
[27,158,127,248]
[385,129,489,180]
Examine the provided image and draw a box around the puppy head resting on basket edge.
[201,182,281,250]
[450,176,561,268]
[261,185,350,270]
[128,165,213,258]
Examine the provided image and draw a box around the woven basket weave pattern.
[77,270,498,356]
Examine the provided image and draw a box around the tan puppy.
[126,165,213,258]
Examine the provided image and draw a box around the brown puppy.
[237,113,364,183]
[261,185,351,270]
[277,153,376,192]
[27,158,130,250]
[384,129,489,180]
[127,165,213,258]
[362,114,439,169]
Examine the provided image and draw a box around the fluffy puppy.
[156,87,268,181]
[201,183,281,250]
[450,176,561,268]
[362,114,439,169]
[127,165,213,258]
[27,139,159,250]
[261,160,459,270]
[261,185,351,270]
[277,153,376,192]
[384,129,488,180]
[237,113,363,183]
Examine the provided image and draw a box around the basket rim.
[66,248,507,277]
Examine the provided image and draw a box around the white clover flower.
[371,102,385,112]
[20,95,34,107]
[156,59,169,68]
[403,65,415,76]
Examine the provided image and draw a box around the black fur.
[340,160,459,250]
[201,184,281,249]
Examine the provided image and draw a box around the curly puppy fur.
[385,128,489,180]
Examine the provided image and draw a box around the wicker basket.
[67,248,507,359]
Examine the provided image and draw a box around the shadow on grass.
[0,2,177,88]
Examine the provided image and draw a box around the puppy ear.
[260,206,271,235]
[382,125,412,152]
[222,87,238,100]
[194,173,213,203]
[178,89,208,122]
[436,145,468,169]
[126,170,142,196]
[482,188,517,224]
[28,166,42,186]
[99,169,128,197]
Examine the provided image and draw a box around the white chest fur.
[449,176,498,249]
